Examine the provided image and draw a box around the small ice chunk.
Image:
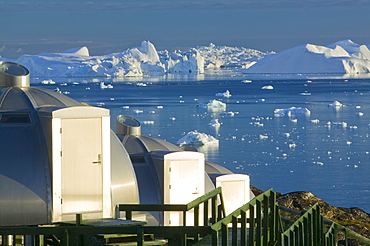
[259,134,268,139]
[208,119,221,127]
[134,109,143,113]
[261,85,274,90]
[136,82,147,87]
[356,112,364,116]
[220,111,236,117]
[100,82,113,89]
[177,130,219,146]
[215,90,232,98]
[299,92,311,96]
[310,119,320,123]
[282,133,290,137]
[241,80,252,83]
[329,101,343,107]
[141,121,154,124]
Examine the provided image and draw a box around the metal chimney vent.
[116,115,141,136]
[0,61,30,87]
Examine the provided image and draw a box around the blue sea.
[35,72,370,213]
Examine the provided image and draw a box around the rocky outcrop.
[277,191,370,245]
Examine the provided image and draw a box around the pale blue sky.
[1,0,370,58]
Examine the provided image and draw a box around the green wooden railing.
[0,188,370,246]
[119,186,226,227]
[210,188,280,246]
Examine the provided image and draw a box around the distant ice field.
[35,74,370,212]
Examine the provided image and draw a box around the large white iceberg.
[244,39,370,74]
[197,100,227,112]
[177,130,219,146]
[274,107,311,117]
[13,41,205,77]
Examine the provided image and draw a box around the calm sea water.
[35,73,370,212]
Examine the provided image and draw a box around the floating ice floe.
[136,82,148,87]
[134,109,143,113]
[331,122,347,127]
[220,111,238,117]
[208,119,221,127]
[329,101,343,107]
[100,82,113,89]
[215,90,232,98]
[241,80,252,83]
[310,119,320,123]
[282,133,290,137]
[198,100,226,111]
[356,112,364,116]
[177,130,219,146]
[41,79,56,84]
[274,107,311,117]
[261,85,274,90]
[141,121,154,124]
[258,98,266,102]
[299,92,311,96]
[259,134,268,139]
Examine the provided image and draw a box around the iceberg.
[177,130,219,146]
[215,90,232,98]
[244,39,370,75]
[100,82,113,89]
[208,119,221,127]
[274,107,311,117]
[329,101,344,107]
[261,85,274,90]
[197,100,226,112]
[12,41,205,78]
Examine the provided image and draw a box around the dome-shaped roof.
[0,86,81,112]
[122,134,182,154]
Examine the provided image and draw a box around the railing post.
[212,229,219,246]
[212,196,218,223]
[256,200,262,246]
[221,223,228,246]
[137,227,144,246]
[61,229,69,246]
[263,194,269,246]
[76,213,83,246]
[204,200,209,226]
[126,209,133,220]
[240,210,246,246]
[249,205,255,245]
[183,210,187,226]
[269,192,276,242]
[232,216,238,246]
[194,205,199,226]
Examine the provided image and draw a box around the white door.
[164,152,205,226]
[60,118,103,216]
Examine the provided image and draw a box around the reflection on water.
[34,75,370,212]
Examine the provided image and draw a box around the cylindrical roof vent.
[116,115,141,136]
[0,61,30,87]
